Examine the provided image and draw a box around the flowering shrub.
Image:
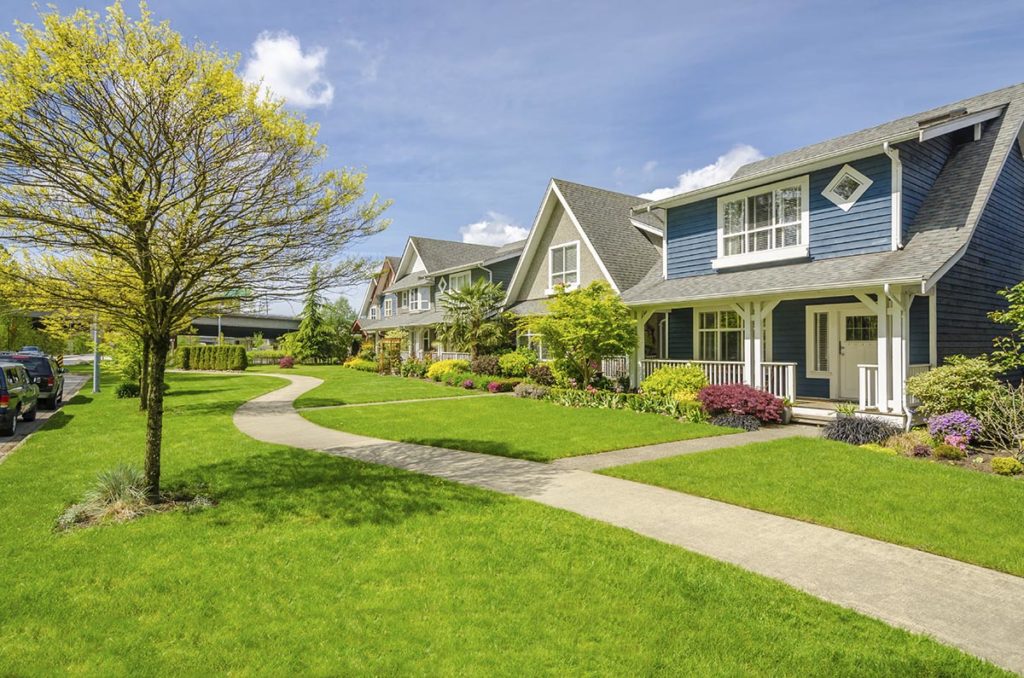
[526,363,554,385]
[696,384,784,423]
[462,379,475,390]
[343,358,378,372]
[426,359,470,381]
[498,350,537,377]
[542,387,707,422]
[487,381,502,393]
[927,411,982,448]
[906,356,1000,417]
[400,358,430,379]
[278,356,294,369]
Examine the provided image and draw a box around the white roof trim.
[918,106,1004,142]
[395,238,424,278]
[549,182,620,294]
[629,218,663,238]
[502,181,563,306]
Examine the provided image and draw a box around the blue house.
[622,83,1024,423]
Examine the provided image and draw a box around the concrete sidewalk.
[234,373,1024,674]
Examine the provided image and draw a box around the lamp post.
[91,313,100,393]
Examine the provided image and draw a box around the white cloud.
[640,144,764,201]
[460,212,529,246]
[242,31,334,108]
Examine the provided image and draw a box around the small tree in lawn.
[0,4,388,500]
[322,296,357,358]
[523,281,633,387]
[989,280,1024,369]
[436,278,507,359]
[293,266,345,363]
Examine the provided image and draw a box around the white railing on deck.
[641,359,745,386]
[438,351,471,362]
[858,364,879,410]
[761,362,797,401]
[601,356,629,379]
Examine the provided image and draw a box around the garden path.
[234,373,1024,675]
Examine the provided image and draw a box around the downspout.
[883,142,903,250]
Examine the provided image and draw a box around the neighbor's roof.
[385,256,403,272]
[409,237,500,273]
[638,82,1024,211]
[552,179,662,292]
[623,84,1024,305]
[360,308,445,331]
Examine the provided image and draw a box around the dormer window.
[822,164,872,212]
[368,306,379,320]
[383,297,394,317]
[713,176,809,270]
[548,241,579,292]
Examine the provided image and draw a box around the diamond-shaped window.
[822,164,873,212]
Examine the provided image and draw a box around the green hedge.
[177,345,247,371]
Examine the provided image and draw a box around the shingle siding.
[667,308,693,360]
[665,155,892,279]
[899,136,955,240]
[937,141,1024,360]
[908,295,931,365]
[488,257,519,289]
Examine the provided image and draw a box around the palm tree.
[436,279,507,359]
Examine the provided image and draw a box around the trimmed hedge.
[177,345,248,371]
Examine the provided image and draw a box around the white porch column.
[751,302,764,389]
[890,289,911,415]
[876,297,890,414]
[631,310,653,387]
[732,302,754,386]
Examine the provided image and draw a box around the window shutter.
[814,312,829,372]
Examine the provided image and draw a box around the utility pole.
[91,313,100,393]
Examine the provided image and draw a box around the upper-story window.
[383,297,394,317]
[713,176,809,270]
[449,271,472,292]
[548,241,579,291]
[821,164,872,212]
[398,290,408,309]
[410,287,431,311]
[368,306,379,320]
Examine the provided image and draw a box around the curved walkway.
[234,373,1024,674]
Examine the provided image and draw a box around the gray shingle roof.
[623,87,1024,305]
[360,308,446,331]
[731,83,1024,181]
[552,179,662,291]
[410,237,500,272]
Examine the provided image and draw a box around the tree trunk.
[139,333,151,411]
[143,334,170,502]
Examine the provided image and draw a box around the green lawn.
[302,396,735,462]
[253,364,464,407]
[0,373,1003,675]
[603,436,1024,577]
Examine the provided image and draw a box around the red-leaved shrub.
[279,356,295,369]
[697,383,783,423]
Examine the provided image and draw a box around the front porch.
[629,287,936,424]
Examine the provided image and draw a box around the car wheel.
[22,403,37,422]
[1,411,16,436]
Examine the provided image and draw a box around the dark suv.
[0,361,39,436]
[8,354,65,409]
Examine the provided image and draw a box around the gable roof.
[639,82,1024,212]
[408,237,500,272]
[622,86,1024,305]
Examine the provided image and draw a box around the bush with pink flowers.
[696,383,784,423]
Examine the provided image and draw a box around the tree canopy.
[0,3,389,498]
[522,281,633,386]
[436,278,507,359]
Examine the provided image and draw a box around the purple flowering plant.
[927,410,982,447]
[462,379,475,390]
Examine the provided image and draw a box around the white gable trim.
[918,106,1003,142]
[629,218,663,238]
[549,181,621,294]
[503,181,562,306]
[395,239,425,278]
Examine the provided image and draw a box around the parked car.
[0,361,39,436]
[8,353,65,409]
[18,346,44,355]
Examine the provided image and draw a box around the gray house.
[359,236,525,358]
[622,82,1024,424]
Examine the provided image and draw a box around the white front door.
[838,311,878,400]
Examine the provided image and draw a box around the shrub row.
[539,387,708,423]
[177,345,247,371]
[343,358,377,372]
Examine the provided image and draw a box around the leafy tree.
[436,278,507,359]
[522,281,633,387]
[989,281,1024,369]
[0,4,388,499]
[293,266,345,363]
[322,296,357,357]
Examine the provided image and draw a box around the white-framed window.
[806,309,832,378]
[517,331,549,361]
[696,309,743,362]
[821,164,873,212]
[548,241,579,291]
[368,306,379,320]
[383,297,394,317]
[449,271,472,292]
[410,287,431,311]
[398,290,408,309]
[713,176,809,269]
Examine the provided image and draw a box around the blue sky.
[3,0,1024,310]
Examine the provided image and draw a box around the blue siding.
[665,155,892,279]
[488,257,519,289]
[771,296,862,399]
[667,308,693,360]
[899,136,954,239]
[937,141,1024,360]
[908,295,931,364]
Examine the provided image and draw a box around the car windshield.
[10,355,51,377]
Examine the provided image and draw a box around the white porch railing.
[761,362,797,401]
[601,356,629,379]
[858,364,879,410]
[438,351,471,362]
[641,359,746,388]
